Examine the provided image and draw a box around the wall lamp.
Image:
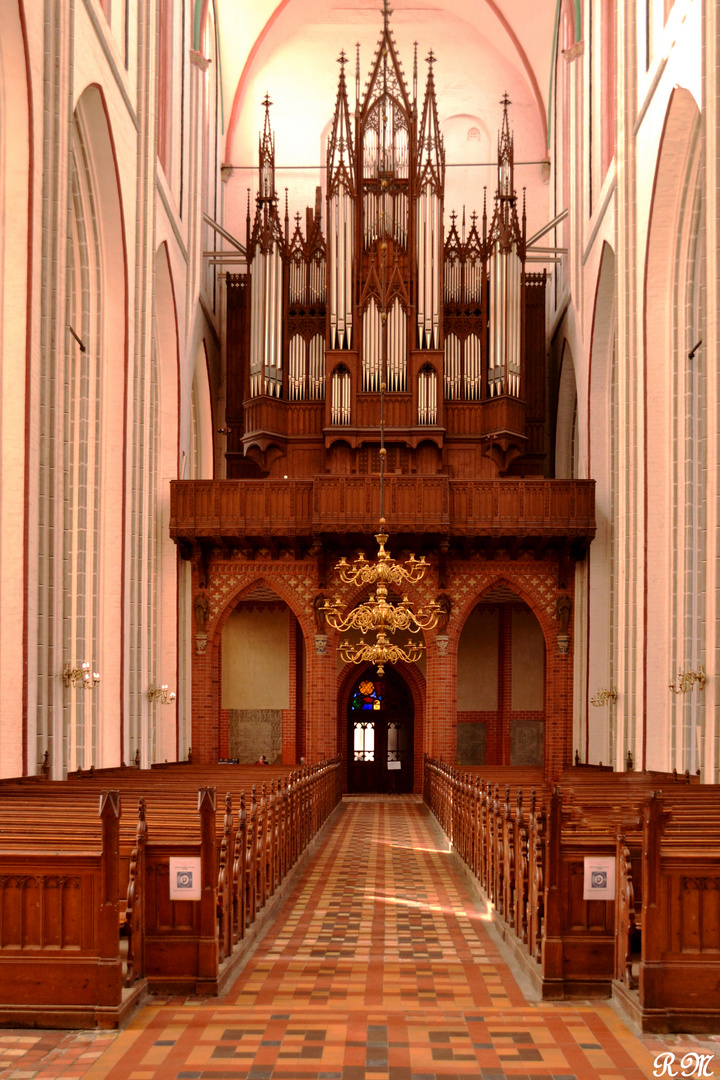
[590,687,617,707]
[669,666,706,694]
[63,662,100,690]
[148,683,176,705]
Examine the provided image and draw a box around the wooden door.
[347,670,414,793]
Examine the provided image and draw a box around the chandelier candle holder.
[324,529,442,675]
[323,238,442,674]
[63,662,100,690]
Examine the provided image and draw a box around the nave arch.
[644,86,705,775]
[30,82,127,776]
[586,241,617,768]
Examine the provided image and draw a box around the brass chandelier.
[324,239,441,675]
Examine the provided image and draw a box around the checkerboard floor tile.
[1,798,718,1080]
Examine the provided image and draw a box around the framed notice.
[387,760,401,770]
[583,856,615,900]
[169,857,202,900]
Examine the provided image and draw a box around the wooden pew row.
[0,760,342,1026]
[424,757,720,1028]
[0,790,148,1029]
[613,786,720,1032]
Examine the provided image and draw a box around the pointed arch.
[586,240,617,767]
[644,87,704,775]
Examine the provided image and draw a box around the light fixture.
[669,666,706,694]
[324,242,440,675]
[148,684,177,705]
[590,688,617,707]
[63,662,100,690]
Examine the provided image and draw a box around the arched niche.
[456,582,545,766]
[220,582,306,763]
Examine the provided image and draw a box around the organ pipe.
[329,187,353,349]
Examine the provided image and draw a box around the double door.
[347,670,413,793]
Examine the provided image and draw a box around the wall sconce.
[669,666,706,694]
[63,662,100,690]
[148,684,176,705]
[590,687,617,707]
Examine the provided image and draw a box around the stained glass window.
[351,679,384,711]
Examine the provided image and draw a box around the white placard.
[169,857,202,900]
[387,760,401,770]
[583,856,615,900]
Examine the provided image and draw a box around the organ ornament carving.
[226,5,547,481]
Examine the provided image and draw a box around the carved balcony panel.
[170,478,595,553]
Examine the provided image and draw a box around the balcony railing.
[170,478,595,543]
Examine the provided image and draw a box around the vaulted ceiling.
[216,0,562,240]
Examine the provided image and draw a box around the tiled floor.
[1,797,719,1080]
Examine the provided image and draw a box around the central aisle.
[81,796,666,1080]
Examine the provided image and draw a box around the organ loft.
[171,3,596,786]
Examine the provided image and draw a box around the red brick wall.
[189,551,574,782]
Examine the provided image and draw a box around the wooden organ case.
[225,12,548,483]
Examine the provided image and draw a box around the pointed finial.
[462,205,466,242]
[450,209,457,228]
[426,49,436,74]
[382,0,393,32]
[500,91,511,111]
[413,41,418,98]
[356,42,361,104]
[338,48,347,76]
[262,92,273,115]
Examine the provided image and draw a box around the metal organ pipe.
[418,367,437,425]
[331,368,350,424]
[329,187,353,349]
[444,333,460,399]
[489,247,521,398]
[265,243,283,396]
[362,301,381,391]
[249,250,263,397]
[388,299,407,392]
[289,335,305,400]
[465,334,481,400]
[309,335,325,399]
[417,189,441,349]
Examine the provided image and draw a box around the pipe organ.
[226,11,548,482]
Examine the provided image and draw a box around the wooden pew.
[423,758,713,1007]
[613,786,720,1032]
[0,759,342,1022]
[0,790,147,1029]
